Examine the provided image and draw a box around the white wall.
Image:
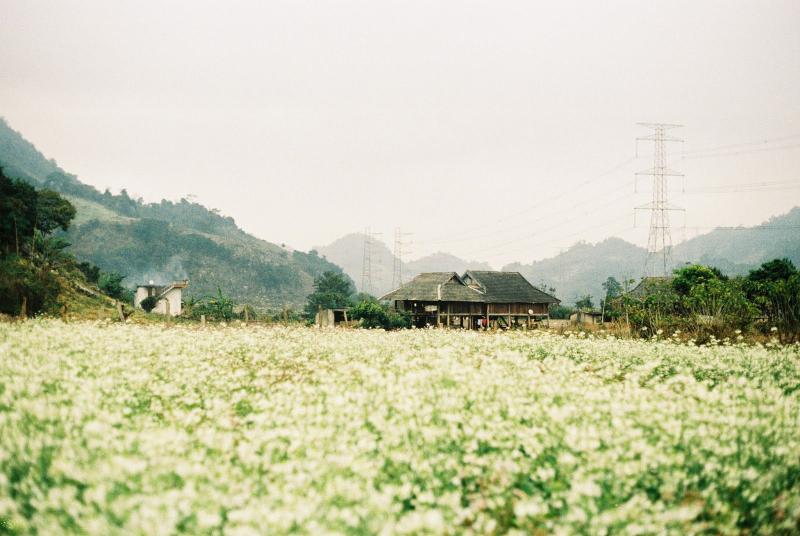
[134,287,182,316]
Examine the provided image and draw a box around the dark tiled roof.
[380,272,486,302]
[381,271,559,305]
[463,271,560,304]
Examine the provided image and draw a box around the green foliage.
[614,260,799,340]
[140,296,159,313]
[187,288,236,321]
[548,303,574,319]
[0,168,38,256]
[98,272,132,303]
[0,167,79,316]
[77,261,100,283]
[349,300,411,330]
[574,295,594,310]
[0,256,61,316]
[684,277,757,331]
[745,259,800,342]
[305,271,355,318]
[35,189,76,234]
[601,276,622,301]
[350,300,388,328]
[672,264,726,295]
[746,257,796,283]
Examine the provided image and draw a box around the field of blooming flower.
[1,321,799,535]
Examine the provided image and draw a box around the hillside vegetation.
[0,118,346,310]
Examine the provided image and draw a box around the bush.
[350,300,410,330]
[140,296,159,313]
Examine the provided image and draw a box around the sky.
[2,0,799,268]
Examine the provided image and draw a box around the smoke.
[128,255,189,287]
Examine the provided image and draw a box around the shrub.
[140,296,159,313]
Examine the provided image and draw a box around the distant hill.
[0,118,347,310]
[506,208,800,304]
[315,235,490,297]
[321,207,800,305]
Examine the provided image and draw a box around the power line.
[682,142,800,160]
[415,155,638,246]
[680,132,800,156]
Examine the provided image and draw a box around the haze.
[2,0,799,267]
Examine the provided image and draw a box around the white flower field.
[1,321,799,535]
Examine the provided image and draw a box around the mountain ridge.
[0,117,347,310]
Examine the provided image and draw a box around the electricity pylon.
[360,228,382,295]
[391,228,413,290]
[634,123,685,277]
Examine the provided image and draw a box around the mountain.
[314,235,490,297]
[505,208,800,304]
[0,118,346,310]
[672,208,800,271]
[504,238,648,305]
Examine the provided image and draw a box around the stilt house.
[381,271,559,329]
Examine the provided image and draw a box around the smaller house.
[315,307,350,328]
[134,280,189,316]
[570,309,603,325]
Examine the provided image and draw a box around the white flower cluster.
[1,321,799,534]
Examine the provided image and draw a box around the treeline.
[608,260,800,343]
[42,171,240,235]
[0,168,127,316]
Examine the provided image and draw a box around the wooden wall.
[487,303,548,315]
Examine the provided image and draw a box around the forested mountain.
[315,234,490,297]
[506,208,800,304]
[0,118,346,310]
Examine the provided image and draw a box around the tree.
[672,264,726,296]
[575,295,594,310]
[305,271,354,317]
[602,277,622,300]
[747,258,796,284]
[35,189,76,234]
[77,261,101,283]
[0,169,37,256]
[746,259,800,342]
[98,272,131,302]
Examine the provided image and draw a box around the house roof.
[381,271,560,305]
[137,280,189,301]
[463,271,560,304]
[627,276,673,299]
[380,272,486,302]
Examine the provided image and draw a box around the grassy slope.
[0,118,346,310]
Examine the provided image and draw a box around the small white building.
[134,280,189,316]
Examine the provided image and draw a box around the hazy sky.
[2,0,799,267]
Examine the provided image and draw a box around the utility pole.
[360,228,382,295]
[634,123,685,277]
[391,228,413,290]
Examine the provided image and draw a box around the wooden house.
[381,271,559,329]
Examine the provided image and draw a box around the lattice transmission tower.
[634,123,685,277]
[391,228,413,290]
[360,228,382,295]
